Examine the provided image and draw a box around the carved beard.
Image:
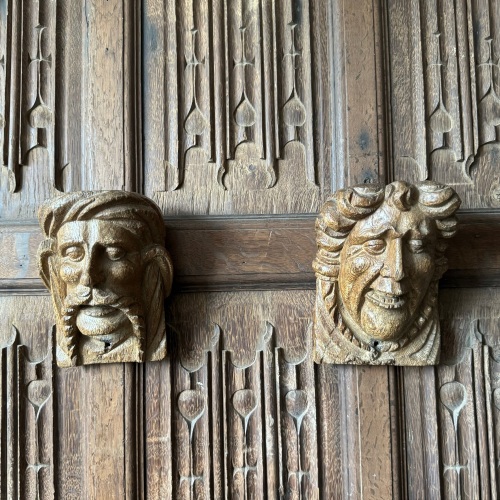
[59,287,146,365]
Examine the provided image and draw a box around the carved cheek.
[342,254,379,304]
[350,255,373,276]
[104,261,142,291]
[408,253,434,282]
[59,262,82,284]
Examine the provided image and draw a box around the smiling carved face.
[338,201,437,342]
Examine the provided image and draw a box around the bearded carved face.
[338,201,437,343]
[57,220,144,344]
[38,191,173,367]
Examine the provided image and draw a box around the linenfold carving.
[313,181,460,365]
[37,191,173,367]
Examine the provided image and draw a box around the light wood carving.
[37,191,173,367]
[313,181,461,366]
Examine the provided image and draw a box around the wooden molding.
[1,211,499,294]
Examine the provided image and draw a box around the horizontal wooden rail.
[1,212,499,294]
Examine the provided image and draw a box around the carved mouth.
[79,305,117,318]
[365,290,406,309]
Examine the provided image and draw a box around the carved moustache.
[61,285,145,343]
[64,285,134,310]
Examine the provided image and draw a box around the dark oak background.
[0,0,499,498]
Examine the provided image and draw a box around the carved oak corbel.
[37,191,173,367]
[313,180,461,366]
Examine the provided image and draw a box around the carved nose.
[79,271,92,287]
[380,238,405,281]
[79,254,104,287]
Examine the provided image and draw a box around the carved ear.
[142,245,174,296]
[37,239,55,290]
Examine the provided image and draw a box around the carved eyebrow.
[349,226,393,244]
[58,240,85,252]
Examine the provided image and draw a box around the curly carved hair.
[313,180,461,282]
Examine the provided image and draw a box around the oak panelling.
[0,296,54,500]
[388,0,500,209]
[143,0,324,215]
[2,213,500,293]
[147,289,499,500]
[309,0,334,193]
[144,359,172,499]
[0,0,58,219]
[57,0,140,192]
[315,364,344,497]
[333,365,396,499]
[53,0,82,193]
[401,367,442,499]
[143,0,389,215]
[0,296,136,499]
[340,0,388,187]
[144,291,320,498]
[399,288,500,499]
[0,2,148,497]
[1,289,499,499]
[0,1,498,499]
[0,0,141,214]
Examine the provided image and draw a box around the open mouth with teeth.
[365,289,406,309]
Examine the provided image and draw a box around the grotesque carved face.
[57,220,144,344]
[38,191,173,367]
[338,201,437,342]
[313,181,461,365]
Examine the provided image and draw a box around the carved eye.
[105,246,126,261]
[408,239,424,253]
[363,239,386,254]
[62,246,84,262]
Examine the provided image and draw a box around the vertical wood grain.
[0,0,58,218]
[0,297,55,500]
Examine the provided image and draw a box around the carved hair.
[313,180,461,282]
[39,190,166,245]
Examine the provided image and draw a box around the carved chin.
[76,306,129,337]
[360,300,411,341]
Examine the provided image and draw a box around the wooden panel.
[143,0,389,215]
[143,0,325,215]
[152,292,398,499]
[341,0,388,186]
[2,288,498,498]
[0,0,499,498]
[388,0,500,209]
[144,291,318,498]
[0,297,54,500]
[0,3,146,498]
[0,298,142,499]
[54,0,141,192]
[400,288,500,499]
[0,0,141,217]
[0,0,58,219]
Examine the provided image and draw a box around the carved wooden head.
[37,191,173,367]
[313,181,461,365]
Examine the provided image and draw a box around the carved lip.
[365,289,406,309]
[79,305,117,318]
